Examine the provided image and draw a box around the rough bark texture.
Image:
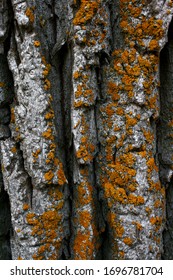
[0,0,173,260]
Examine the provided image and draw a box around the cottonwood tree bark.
[0,0,173,260]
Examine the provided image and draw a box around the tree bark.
[0,0,173,260]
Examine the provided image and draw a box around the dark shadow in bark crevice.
[159,18,173,260]
[51,42,73,259]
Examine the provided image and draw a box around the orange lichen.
[42,128,54,141]
[42,63,51,78]
[0,82,5,87]
[115,224,125,238]
[44,170,54,182]
[150,216,162,226]
[73,71,81,79]
[126,115,137,127]
[45,110,54,120]
[23,204,29,211]
[132,221,142,231]
[104,184,128,204]
[28,205,63,260]
[147,157,158,173]
[123,237,133,246]
[116,107,124,115]
[107,81,120,101]
[79,210,91,228]
[76,137,95,162]
[34,41,41,47]
[25,7,35,23]
[57,163,66,185]
[32,149,41,158]
[44,79,51,90]
[119,251,125,259]
[73,0,100,26]
[128,194,144,205]
[11,146,17,153]
[73,231,95,260]
[10,107,15,123]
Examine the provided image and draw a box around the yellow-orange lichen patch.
[147,157,158,173]
[73,231,95,260]
[10,107,15,123]
[44,79,51,90]
[32,149,41,158]
[128,194,144,205]
[73,71,81,79]
[34,41,41,47]
[76,137,95,162]
[0,82,5,87]
[57,163,66,185]
[73,0,100,26]
[123,237,133,246]
[23,204,29,211]
[107,81,120,101]
[11,146,17,153]
[44,170,54,182]
[42,64,51,78]
[79,210,91,229]
[42,128,54,141]
[150,216,162,231]
[25,7,35,23]
[28,207,63,260]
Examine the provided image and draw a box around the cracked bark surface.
[0,0,173,260]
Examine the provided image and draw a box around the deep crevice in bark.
[53,41,73,259]
[0,173,12,259]
[159,18,173,259]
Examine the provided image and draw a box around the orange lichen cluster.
[10,107,15,123]
[57,163,66,185]
[45,110,54,120]
[73,230,95,259]
[0,82,5,87]
[111,48,159,112]
[76,136,95,162]
[11,146,17,153]
[72,168,100,259]
[128,193,144,205]
[23,203,29,211]
[25,7,35,23]
[42,62,51,78]
[34,41,41,47]
[41,56,51,91]
[150,216,162,231]
[73,0,100,26]
[44,79,51,90]
[123,237,133,246]
[104,183,144,206]
[105,153,137,190]
[120,0,164,51]
[107,81,120,101]
[73,71,95,107]
[42,128,54,141]
[26,204,63,260]
[79,210,92,229]
[132,221,143,231]
[44,170,54,183]
[32,149,41,158]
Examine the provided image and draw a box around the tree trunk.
[0,0,173,260]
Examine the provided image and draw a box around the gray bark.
[0,0,173,260]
